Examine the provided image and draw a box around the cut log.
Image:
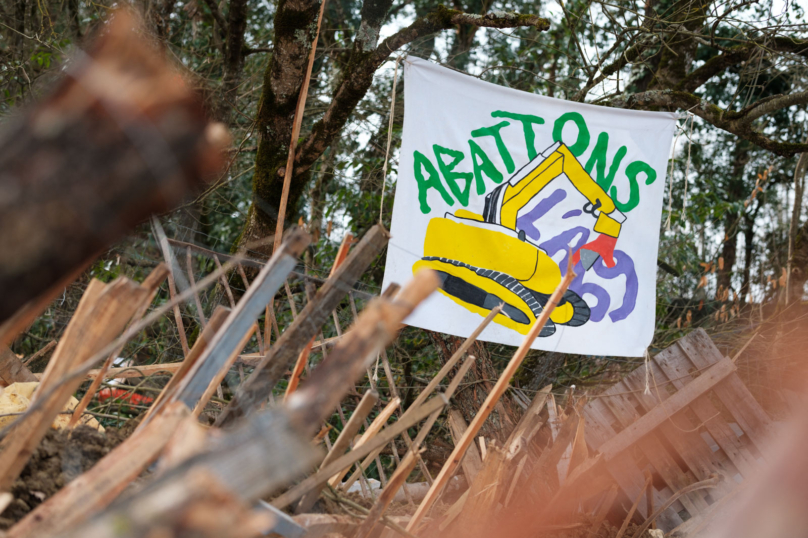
[0,10,228,323]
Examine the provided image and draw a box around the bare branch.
[293,6,548,174]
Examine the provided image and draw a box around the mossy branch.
[376,6,549,57]
[614,90,808,156]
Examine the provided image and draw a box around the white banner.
[383,58,677,357]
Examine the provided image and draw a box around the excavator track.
[423,256,556,337]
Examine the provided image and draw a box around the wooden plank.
[448,409,483,485]
[406,268,576,533]
[170,229,309,410]
[192,324,256,417]
[7,402,189,538]
[342,354,477,493]
[589,483,620,537]
[676,331,774,459]
[583,398,684,529]
[153,218,191,357]
[599,381,710,516]
[653,343,760,477]
[141,306,229,425]
[287,270,438,432]
[596,358,736,462]
[271,395,448,510]
[455,445,508,535]
[620,363,740,500]
[68,263,170,428]
[295,390,379,514]
[0,277,149,493]
[217,224,390,426]
[353,451,418,538]
[329,398,400,488]
[504,385,551,459]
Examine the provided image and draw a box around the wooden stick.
[271,394,448,510]
[273,0,328,253]
[646,469,655,530]
[286,269,439,431]
[614,473,653,538]
[186,247,207,328]
[588,484,620,538]
[193,325,256,417]
[68,263,169,428]
[141,307,229,425]
[330,398,400,488]
[218,225,389,426]
[406,266,576,532]
[409,306,501,412]
[20,340,56,367]
[236,263,265,354]
[380,347,431,490]
[344,354,477,494]
[153,218,191,357]
[286,233,353,399]
[0,277,149,492]
[354,451,419,538]
[7,402,189,538]
[296,390,379,514]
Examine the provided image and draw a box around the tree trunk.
[718,214,738,292]
[240,0,322,255]
[740,216,755,304]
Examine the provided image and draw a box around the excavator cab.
[413,141,627,336]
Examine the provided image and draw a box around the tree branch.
[615,90,808,156]
[199,0,227,36]
[375,7,549,57]
[293,6,548,174]
[678,37,808,93]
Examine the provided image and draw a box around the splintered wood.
[0,9,229,324]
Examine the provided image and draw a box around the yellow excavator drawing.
[412,141,627,336]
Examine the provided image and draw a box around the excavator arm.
[484,141,626,269]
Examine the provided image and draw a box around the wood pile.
[0,9,786,538]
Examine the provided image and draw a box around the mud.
[0,419,139,529]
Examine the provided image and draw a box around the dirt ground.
[0,419,140,529]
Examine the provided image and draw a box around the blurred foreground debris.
[0,9,229,328]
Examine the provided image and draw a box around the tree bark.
[241,4,550,252]
[0,12,227,323]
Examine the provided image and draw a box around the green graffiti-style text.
[469,139,504,189]
[491,111,545,160]
[471,121,515,173]
[433,144,474,206]
[552,112,590,157]
[414,150,454,214]
[585,132,628,191]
